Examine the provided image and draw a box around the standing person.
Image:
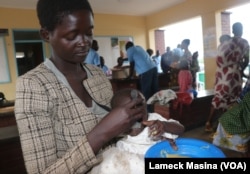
[84,39,101,66]
[177,59,193,93]
[190,51,200,89]
[14,0,146,173]
[152,50,163,73]
[171,44,184,64]
[180,39,192,66]
[125,41,158,103]
[161,46,172,73]
[218,34,231,49]
[170,39,191,71]
[205,22,250,132]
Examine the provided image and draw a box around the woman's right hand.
[87,97,146,154]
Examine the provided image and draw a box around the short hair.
[117,57,123,62]
[125,41,134,50]
[219,34,231,44]
[192,51,198,59]
[146,49,153,56]
[91,39,99,51]
[37,0,93,32]
[182,39,190,46]
[232,22,243,36]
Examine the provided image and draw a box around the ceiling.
[0,0,185,16]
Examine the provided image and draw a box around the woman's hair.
[37,0,93,32]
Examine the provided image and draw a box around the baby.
[90,88,184,174]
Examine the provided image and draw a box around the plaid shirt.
[15,61,113,174]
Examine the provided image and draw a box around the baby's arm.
[143,113,184,137]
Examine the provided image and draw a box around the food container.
[145,138,225,158]
[111,66,130,79]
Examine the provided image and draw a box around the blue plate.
[145,138,225,158]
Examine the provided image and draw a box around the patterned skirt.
[212,123,250,153]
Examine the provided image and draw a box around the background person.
[179,39,192,66]
[84,39,101,66]
[161,46,172,73]
[205,22,250,132]
[152,50,163,73]
[125,41,158,104]
[190,51,200,90]
[177,59,193,93]
[113,57,124,69]
[100,56,111,76]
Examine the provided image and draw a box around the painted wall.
[0,8,147,99]
[0,0,249,99]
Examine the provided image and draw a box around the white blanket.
[90,113,180,174]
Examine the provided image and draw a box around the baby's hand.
[142,120,165,139]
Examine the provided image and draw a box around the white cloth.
[90,113,180,174]
[146,89,177,105]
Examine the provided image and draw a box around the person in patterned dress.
[212,86,250,153]
[205,22,249,132]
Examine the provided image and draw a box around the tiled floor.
[180,125,248,158]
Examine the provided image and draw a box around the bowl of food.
[145,138,225,158]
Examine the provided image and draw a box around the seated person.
[213,81,250,153]
[113,57,124,69]
[100,56,111,76]
[90,88,184,174]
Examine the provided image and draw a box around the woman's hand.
[87,97,146,154]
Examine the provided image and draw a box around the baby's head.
[111,88,147,136]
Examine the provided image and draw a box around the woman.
[14,0,145,173]
[205,23,249,132]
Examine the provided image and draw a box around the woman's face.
[46,10,94,64]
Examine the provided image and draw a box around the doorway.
[13,30,44,76]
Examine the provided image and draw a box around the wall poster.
[94,36,133,68]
